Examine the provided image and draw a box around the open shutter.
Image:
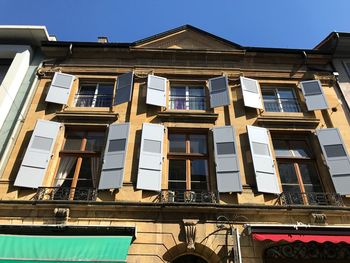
[300,80,328,110]
[208,76,230,108]
[247,125,280,194]
[98,123,130,190]
[45,72,75,105]
[240,77,263,109]
[316,128,350,195]
[136,123,164,191]
[146,75,167,107]
[213,126,242,193]
[114,72,133,105]
[14,120,60,188]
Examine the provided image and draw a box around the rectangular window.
[169,86,206,110]
[167,131,209,200]
[261,86,300,112]
[75,83,114,107]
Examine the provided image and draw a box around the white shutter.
[208,76,230,108]
[45,72,75,105]
[114,72,134,105]
[300,80,329,110]
[146,75,167,107]
[247,125,280,194]
[240,77,263,109]
[99,123,130,189]
[316,128,350,195]
[14,120,60,188]
[213,126,242,193]
[136,123,164,191]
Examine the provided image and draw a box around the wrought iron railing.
[278,192,344,206]
[263,98,300,112]
[35,187,97,201]
[74,94,113,107]
[169,95,206,110]
[160,190,218,203]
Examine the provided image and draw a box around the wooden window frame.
[75,82,115,107]
[261,85,301,113]
[168,83,208,111]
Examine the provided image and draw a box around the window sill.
[56,110,118,124]
[157,111,218,123]
[257,115,320,128]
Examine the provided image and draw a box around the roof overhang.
[0,25,51,46]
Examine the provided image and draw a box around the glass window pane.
[143,139,161,153]
[191,160,208,183]
[78,85,96,95]
[252,142,270,156]
[76,86,96,107]
[108,139,126,152]
[273,140,292,157]
[63,132,84,150]
[86,132,105,152]
[278,162,299,184]
[189,86,205,110]
[290,141,311,158]
[170,87,186,110]
[217,142,235,155]
[190,135,207,154]
[168,160,186,191]
[169,134,186,153]
[278,89,295,99]
[97,84,114,95]
[189,86,205,96]
[171,86,186,96]
[299,163,321,186]
[324,144,347,158]
[31,136,53,151]
[76,157,94,188]
[96,84,113,107]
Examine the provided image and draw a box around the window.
[53,129,106,200]
[273,137,324,205]
[169,86,206,110]
[261,86,300,112]
[75,83,114,107]
[0,59,12,85]
[167,132,209,200]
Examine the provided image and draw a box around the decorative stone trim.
[183,219,198,251]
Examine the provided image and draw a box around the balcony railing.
[35,187,97,201]
[169,96,206,110]
[74,94,113,107]
[263,98,300,112]
[277,192,344,206]
[160,190,218,203]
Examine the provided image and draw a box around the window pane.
[55,156,77,187]
[96,84,113,107]
[278,89,295,99]
[78,85,96,95]
[324,144,347,158]
[76,157,94,188]
[170,86,186,110]
[217,142,235,155]
[63,132,84,150]
[31,136,53,151]
[299,163,321,186]
[278,162,299,184]
[76,85,96,107]
[191,160,208,183]
[189,86,205,96]
[262,88,279,112]
[190,135,207,154]
[144,139,161,153]
[108,139,126,152]
[290,141,311,158]
[86,132,105,152]
[168,160,186,191]
[169,134,186,153]
[252,142,270,156]
[189,86,205,110]
[273,140,292,157]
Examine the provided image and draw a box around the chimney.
[98,36,108,43]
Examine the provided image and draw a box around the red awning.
[253,233,350,244]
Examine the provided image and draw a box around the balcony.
[169,95,206,110]
[74,94,112,107]
[160,190,218,204]
[277,192,344,207]
[263,98,300,112]
[35,187,97,201]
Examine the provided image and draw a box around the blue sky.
[2,0,350,49]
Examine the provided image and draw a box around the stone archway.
[172,254,208,263]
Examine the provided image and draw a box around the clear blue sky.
[2,0,350,49]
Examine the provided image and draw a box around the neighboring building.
[1,25,350,262]
[0,26,52,174]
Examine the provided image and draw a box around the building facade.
[1,25,350,262]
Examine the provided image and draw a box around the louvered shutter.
[14,120,60,188]
[213,126,242,193]
[45,72,75,105]
[114,72,133,105]
[136,123,164,191]
[316,128,350,195]
[208,76,230,108]
[146,75,167,107]
[240,77,263,109]
[98,123,130,189]
[300,80,329,110]
[247,125,280,194]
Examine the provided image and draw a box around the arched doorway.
[172,254,208,263]
[264,242,350,263]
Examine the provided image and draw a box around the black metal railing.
[160,190,218,203]
[278,192,344,206]
[35,187,97,201]
[263,98,300,112]
[169,96,206,110]
[75,94,113,107]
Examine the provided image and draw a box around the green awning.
[0,235,132,262]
